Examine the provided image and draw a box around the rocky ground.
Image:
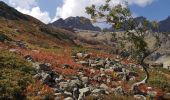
[19,48,170,99]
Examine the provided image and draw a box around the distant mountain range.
[50,16,101,31]
[51,16,170,32]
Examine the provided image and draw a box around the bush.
[0,50,34,99]
[149,78,170,91]
[0,69,33,99]
[0,50,35,74]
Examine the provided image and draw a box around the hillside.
[0,1,170,100]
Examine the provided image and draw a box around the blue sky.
[2,0,170,24]
[130,0,170,21]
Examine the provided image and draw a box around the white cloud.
[8,0,37,9]
[16,7,51,24]
[53,0,156,21]
[6,0,51,24]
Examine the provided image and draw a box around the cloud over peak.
[5,0,51,24]
[54,0,156,20]
[2,0,156,24]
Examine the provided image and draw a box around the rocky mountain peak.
[51,16,101,31]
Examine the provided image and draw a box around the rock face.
[51,16,101,31]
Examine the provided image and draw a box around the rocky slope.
[0,1,170,100]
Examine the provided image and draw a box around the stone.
[114,86,124,95]
[24,55,34,62]
[64,97,73,100]
[163,93,170,99]
[73,86,80,100]
[129,71,138,77]
[78,61,89,66]
[63,64,71,69]
[9,49,17,52]
[53,88,63,93]
[134,95,146,100]
[129,76,136,81]
[78,87,91,100]
[55,75,64,83]
[92,89,105,95]
[81,77,89,86]
[64,91,72,96]
[147,91,157,99]
[70,79,83,89]
[33,73,42,80]
[41,73,51,84]
[100,84,109,90]
[76,53,84,58]
[32,62,40,69]
[90,69,95,74]
[90,64,97,67]
[96,60,106,68]
[15,41,27,48]
[59,82,69,90]
[84,53,90,58]
[37,63,51,71]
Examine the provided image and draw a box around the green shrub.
[0,50,34,99]
[0,50,35,74]
[149,78,170,91]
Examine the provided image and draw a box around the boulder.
[78,87,91,100]
[41,73,51,84]
[33,73,42,80]
[59,82,70,91]
[81,77,89,85]
[147,91,157,99]
[84,53,90,59]
[24,55,34,62]
[100,84,109,90]
[73,86,80,100]
[55,75,64,83]
[134,95,146,100]
[114,86,124,95]
[92,89,106,95]
[96,60,105,67]
[37,63,51,71]
[90,64,97,67]
[163,93,170,99]
[70,79,83,89]
[64,97,73,100]
[76,53,84,58]
[78,61,89,66]
[63,64,71,69]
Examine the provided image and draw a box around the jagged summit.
[51,16,101,31]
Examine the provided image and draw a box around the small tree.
[86,0,160,92]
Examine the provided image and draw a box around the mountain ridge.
[50,16,101,31]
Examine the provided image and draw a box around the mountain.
[0,1,76,47]
[0,1,28,20]
[159,16,170,32]
[51,16,101,31]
